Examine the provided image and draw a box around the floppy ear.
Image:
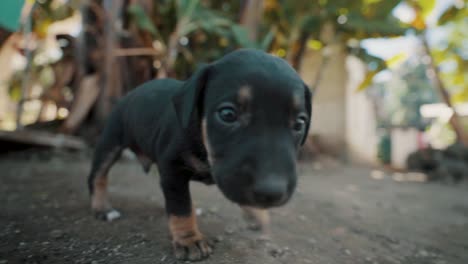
[172,65,211,130]
[301,83,312,146]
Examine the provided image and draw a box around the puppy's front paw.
[173,236,213,261]
[241,206,270,235]
[169,212,212,261]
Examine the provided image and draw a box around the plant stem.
[421,34,467,145]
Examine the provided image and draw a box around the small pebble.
[106,210,121,221]
[224,226,235,234]
[195,208,203,216]
[269,247,284,258]
[50,229,64,239]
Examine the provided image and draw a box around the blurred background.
[0,0,467,179]
[1,1,468,263]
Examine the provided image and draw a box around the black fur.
[88,49,312,217]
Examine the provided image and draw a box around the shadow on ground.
[1,150,467,264]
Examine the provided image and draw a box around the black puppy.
[87,49,312,261]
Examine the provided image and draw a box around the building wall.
[299,44,380,163]
[300,44,348,156]
[391,128,420,169]
[345,56,378,163]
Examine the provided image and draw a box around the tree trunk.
[421,35,468,145]
[287,30,309,70]
[97,0,123,122]
[15,9,34,130]
[239,0,263,41]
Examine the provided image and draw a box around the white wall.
[345,55,378,163]
[391,128,420,169]
[300,44,348,155]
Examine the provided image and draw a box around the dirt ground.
[1,149,467,264]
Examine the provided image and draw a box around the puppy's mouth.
[244,191,290,208]
[214,178,291,209]
[211,162,294,208]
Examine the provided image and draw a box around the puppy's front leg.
[241,206,271,237]
[160,176,212,261]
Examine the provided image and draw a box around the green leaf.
[127,3,158,37]
[349,46,386,69]
[341,13,408,38]
[177,0,199,22]
[409,0,436,19]
[437,6,467,25]
[231,25,257,48]
[355,51,409,91]
[363,0,383,5]
[307,39,323,50]
[260,28,275,50]
[350,46,391,91]
[452,86,468,103]
[356,69,380,91]
[179,22,198,36]
[7,73,22,102]
[179,4,234,37]
[386,52,408,68]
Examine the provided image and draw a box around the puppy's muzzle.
[250,177,289,207]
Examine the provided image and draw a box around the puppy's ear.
[301,83,312,145]
[172,65,211,130]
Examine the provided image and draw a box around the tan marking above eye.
[292,93,302,110]
[238,85,252,104]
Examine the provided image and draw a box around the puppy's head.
[173,49,312,208]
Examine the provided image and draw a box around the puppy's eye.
[218,106,238,123]
[293,116,307,132]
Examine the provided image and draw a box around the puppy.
[87,49,312,261]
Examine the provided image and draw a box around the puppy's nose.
[252,180,286,206]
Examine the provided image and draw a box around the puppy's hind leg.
[88,136,123,221]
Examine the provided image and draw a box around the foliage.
[32,0,80,38]
[373,60,438,128]
[356,0,468,108]
[9,0,467,132]
[125,0,411,76]
[262,0,409,83]
[431,5,468,103]
[126,0,245,76]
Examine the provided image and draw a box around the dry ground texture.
[1,150,467,264]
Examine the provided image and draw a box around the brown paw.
[169,210,212,261]
[173,237,213,261]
